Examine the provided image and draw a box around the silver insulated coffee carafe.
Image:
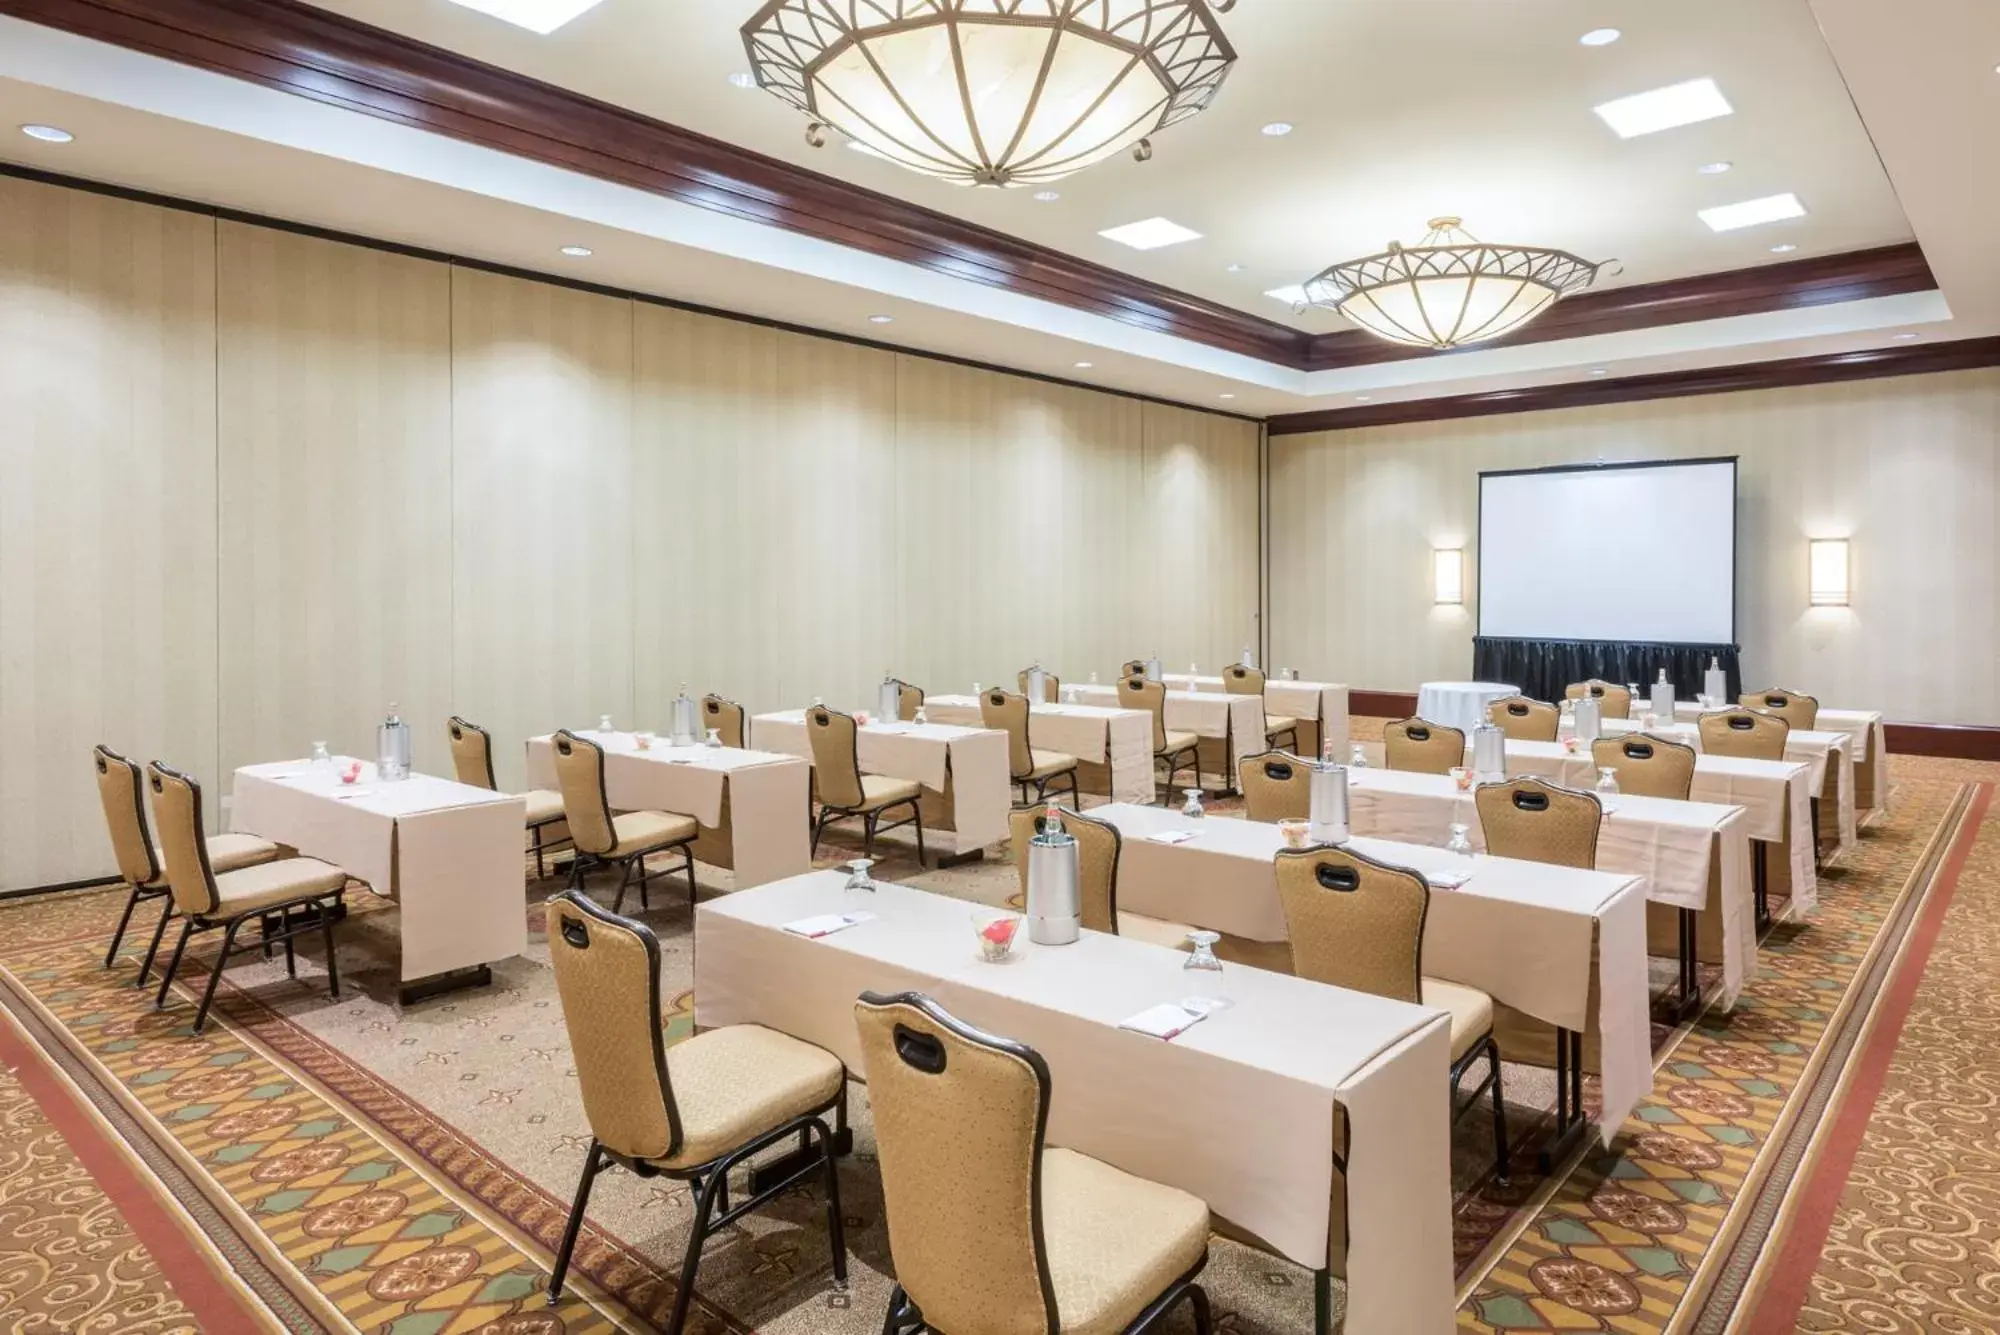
[1308,759,1350,845]
[1026,805,1081,946]
[1471,720,1507,781]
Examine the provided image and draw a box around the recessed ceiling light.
[1098,217,1203,250]
[559,244,592,257]
[1355,395,1373,402]
[1260,121,1294,137]
[1698,161,1733,175]
[868,314,894,324]
[19,123,72,143]
[1769,242,1799,254]
[1590,367,1609,376]
[1225,263,1245,273]
[1893,332,1919,340]
[1073,361,1094,369]
[727,72,757,89]
[1579,28,1621,46]
[442,0,606,34]
[1032,190,1060,202]
[1218,393,1236,400]
[1594,77,1733,138]
[1699,192,1807,232]
[1264,284,1309,306]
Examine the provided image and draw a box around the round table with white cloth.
[1415,681,1519,734]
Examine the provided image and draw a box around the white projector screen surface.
[1479,459,1736,643]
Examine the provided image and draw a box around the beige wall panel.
[1139,402,1263,671]
[451,268,635,790]
[0,178,218,889]
[216,223,454,787]
[1269,371,2000,723]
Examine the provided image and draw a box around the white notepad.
[1118,1002,1208,1041]
[1425,870,1472,890]
[1148,829,1200,845]
[782,912,875,939]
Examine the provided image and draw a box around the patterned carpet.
[0,737,1991,1335]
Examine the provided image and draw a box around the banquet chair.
[1118,675,1201,796]
[146,762,349,1033]
[545,890,847,1334]
[1238,749,1310,823]
[1474,776,1603,870]
[1740,688,1818,731]
[1120,658,1149,678]
[893,679,925,722]
[1274,845,1508,1184]
[858,991,1213,1335]
[1383,718,1465,776]
[448,717,569,880]
[1589,734,1696,801]
[1224,664,1301,753]
[1486,696,1559,743]
[1017,668,1061,703]
[803,705,927,866]
[549,730,699,913]
[93,745,280,986]
[982,689,1080,808]
[701,694,745,749]
[1699,708,1790,762]
[1565,679,1633,720]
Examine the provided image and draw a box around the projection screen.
[1477,458,1737,643]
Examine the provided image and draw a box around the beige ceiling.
[305,0,1914,325]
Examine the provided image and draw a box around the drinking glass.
[704,728,723,748]
[598,714,614,734]
[1596,767,1620,796]
[310,740,331,767]
[913,706,927,726]
[1446,823,1474,858]
[844,858,876,893]
[1182,930,1225,1004]
[634,729,655,751]
[1350,743,1369,769]
[1180,788,1205,818]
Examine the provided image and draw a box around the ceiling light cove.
[1770,242,1799,253]
[1579,28,1621,47]
[19,123,73,142]
[727,71,757,89]
[740,0,1239,187]
[1594,77,1733,138]
[444,0,606,34]
[1700,193,1807,232]
[559,244,592,257]
[1260,122,1294,137]
[868,314,895,324]
[1032,191,1061,202]
[1099,217,1204,250]
[1073,361,1094,368]
[1301,218,1607,351]
[1698,161,1732,175]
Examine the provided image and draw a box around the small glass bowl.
[1279,818,1310,848]
[1449,765,1473,791]
[972,910,1023,962]
[633,730,655,751]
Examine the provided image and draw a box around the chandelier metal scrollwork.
[1302,217,1609,351]
[741,0,1240,187]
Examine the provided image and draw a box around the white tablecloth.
[231,761,526,983]
[1162,674,1352,757]
[1676,702,1890,813]
[921,695,1154,805]
[697,872,1455,1333]
[524,733,810,888]
[1416,682,1518,735]
[1069,685,1265,789]
[1092,803,1652,1142]
[750,711,1010,856]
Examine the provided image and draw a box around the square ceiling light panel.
[445,0,606,34]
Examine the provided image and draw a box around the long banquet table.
[1090,802,1652,1155]
[1161,673,1352,761]
[231,760,525,1002]
[1345,767,1755,1013]
[750,710,1010,859]
[523,732,810,887]
[919,694,1154,804]
[1068,683,1264,793]
[1670,701,1889,813]
[697,871,1455,1334]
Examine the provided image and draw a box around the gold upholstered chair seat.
[1263,713,1299,738]
[188,833,285,877]
[209,857,350,917]
[610,809,699,855]
[522,789,566,827]
[850,774,924,812]
[1162,728,1199,754]
[1040,1146,1213,1335]
[655,1025,847,1169]
[1026,748,1079,779]
[1421,978,1496,1062]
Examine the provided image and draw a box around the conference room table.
[750,710,1010,860]
[1090,802,1651,1166]
[1161,673,1352,761]
[1564,715,1857,857]
[523,732,810,887]
[230,760,525,1003]
[919,694,1154,804]
[1492,739,1816,922]
[1345,767,1755,1017]
[1068,683,1264,793]
[1672,702,1890,814]
[696,871,1455,1335]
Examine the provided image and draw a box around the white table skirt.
[1092,803,1653,1142]
[1162,674,1352,757]
[1677,702,1890,814]
[697,872,1456,1332]
[524,733,810,888]
[921,695,1154,805]
[1417,682,1518,735]
[1069,685,1265,788]
[231,760,526,983]
[750,711,1011,856]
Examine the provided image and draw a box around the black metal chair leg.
[817,1119,847,1286]
[533,826,548,881]
[1186,1283,1213,1335]
[909,800,926,868]
[283,907,298,979]
[684,849,698,909]
[321,898,341,998]
[192,918,246,1033]
[663,1162,724,1335]
[1487,1039,1510,1184]
[1314,1268,1333,1335]
[105,886,144,968]
[547,1140,605,1303]
[136,900,175,988]
[863,812,877,860]
[155,919,195,1010]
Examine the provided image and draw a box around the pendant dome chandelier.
[1302,218,1609,350]
[740,0,1239,188]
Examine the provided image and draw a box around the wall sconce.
[1433,548,1464,605]
[1809,539,1849,606]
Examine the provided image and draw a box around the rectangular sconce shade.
[1434,549,1464,604]
[1809,539,1849,606]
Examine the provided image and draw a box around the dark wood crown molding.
[1,0,1937,378]
[1266,336,2000,435]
